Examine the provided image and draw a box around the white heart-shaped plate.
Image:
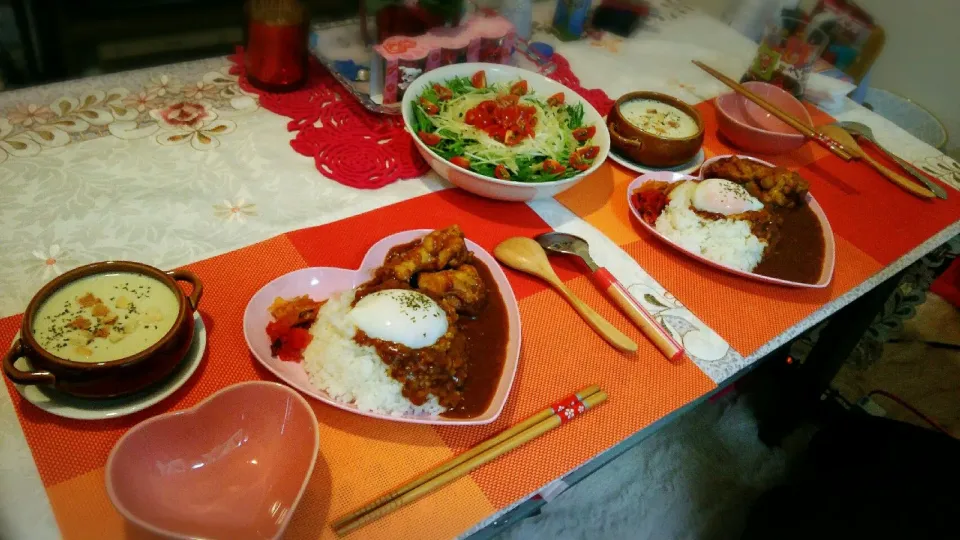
[627,163,835,288]
[242,230,522,425]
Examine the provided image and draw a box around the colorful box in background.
[310,4,517,114]
[375,14,516,105]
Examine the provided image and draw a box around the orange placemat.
[2,190,716,540]
[556,100,960,356]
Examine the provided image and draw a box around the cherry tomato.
[547,92,565,106]
[450,156,471,169]
[542,159,566,175]
[420,97,439,115]
[569,152,590,171]
[578,145,600,160]
[432,84,453,101]
[503,130,520,146]
[572,125,596,142]
[509,80,528,96]
[471,70,487,89]
[418,131,441,146]
[495,164,511,179]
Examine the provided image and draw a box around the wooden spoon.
[818,125,935,198]
[494,237,638,353]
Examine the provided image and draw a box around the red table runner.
[2,190,714,539]
[556,100,960,356]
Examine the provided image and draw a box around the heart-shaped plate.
[106,381,319,539]
[242,230,522,425]
[627,167,836,288]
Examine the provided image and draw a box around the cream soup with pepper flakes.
[32,273,178,363]
[620,98,699,139]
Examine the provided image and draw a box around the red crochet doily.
[229,48,613,189]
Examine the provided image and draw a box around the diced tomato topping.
[572,125,596,142]
[495,164,510,179]
[433,84,453,101]
[420,97,439,115]
[418,131,442,146]
[578,145,600,160]
[509,80,528,96]
[547,92,565,106]
[450,156,471,169]
[542,159,566,175]
[463,97,538,145]
[471,70,486,88]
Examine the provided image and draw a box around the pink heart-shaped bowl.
[242,230,522,426]
[105,381,319,539]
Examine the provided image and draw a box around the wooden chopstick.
[333,387,608,536]
[692,60,854,161]
[331,384,600,532]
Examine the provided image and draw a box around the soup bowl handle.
[3,338,56,386]
[609,121,643,149]
[167,270,204,311]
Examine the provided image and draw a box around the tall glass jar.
[245,0,309,92]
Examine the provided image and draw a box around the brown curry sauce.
[753,204,825,284]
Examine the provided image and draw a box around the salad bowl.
[402,62,610,202]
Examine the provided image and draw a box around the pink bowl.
[106,382,319,539]
[715,82,812,155]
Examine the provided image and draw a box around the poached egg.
[349,289,448,349]
[691,178,764,215]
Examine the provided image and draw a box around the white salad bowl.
[401,62,610,202]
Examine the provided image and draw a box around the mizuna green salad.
[409,69,600,183]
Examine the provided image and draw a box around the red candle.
[245,1,308,92]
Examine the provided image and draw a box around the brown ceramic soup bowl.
[2,261,202,399]
[608,91,704,168]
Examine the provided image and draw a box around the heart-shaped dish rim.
[242,230,522,425]
[105,381,319,540]
[626,162,836,288]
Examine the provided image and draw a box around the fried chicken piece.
[417,264,488,315]
[705,157,809,209]
[383,225,469,282]
[759,168,809,208]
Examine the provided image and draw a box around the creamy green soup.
[32,272,179,363]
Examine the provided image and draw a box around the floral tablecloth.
[1,2,958,538]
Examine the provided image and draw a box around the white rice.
[301,289,446,417]
[654,181,766,272]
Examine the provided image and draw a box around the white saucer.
[11,313,206,420]
[608,147,706,175]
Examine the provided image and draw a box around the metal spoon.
[493,237,637,353]
[536,232,684,362]
[835,121,947,199]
